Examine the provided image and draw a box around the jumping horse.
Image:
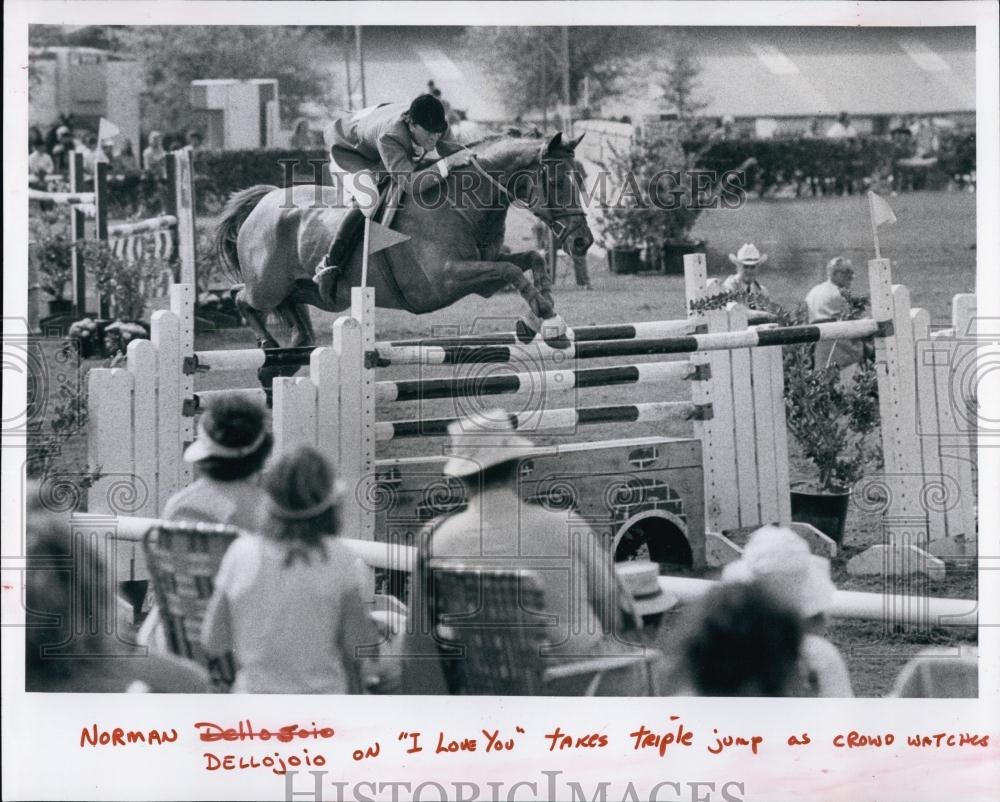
[214,132,594,349]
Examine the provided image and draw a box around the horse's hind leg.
[234,287,280,349]
[274,297,316,348]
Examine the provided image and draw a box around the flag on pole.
[97,117,121,144]
[366,221,411,255]
[867,190,896,260]
[868,190,896,228]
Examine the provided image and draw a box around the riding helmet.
[407,94,448,133]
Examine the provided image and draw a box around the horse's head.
[527,132,594,258]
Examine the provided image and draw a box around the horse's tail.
[214,184,278,285]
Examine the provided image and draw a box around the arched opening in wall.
[614,511,693,571]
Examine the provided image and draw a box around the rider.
[315,94,471,299]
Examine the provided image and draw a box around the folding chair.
[143,521,239,691]
[430,565,661,696]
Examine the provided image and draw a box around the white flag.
[97,117,121,144]
[868,190,897,228]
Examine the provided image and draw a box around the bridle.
[467,147,588,248]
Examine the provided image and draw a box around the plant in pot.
[593,139,649,274]
[782,305,881,544]
[67,241,159,359]
[30,207,75,318]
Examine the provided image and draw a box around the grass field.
[41,190,978,697]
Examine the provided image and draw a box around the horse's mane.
[465,131,575,171]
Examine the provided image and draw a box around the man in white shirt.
[826,112,858,140]
[805,256,863,374]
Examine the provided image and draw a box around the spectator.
[400,410,653,695]
[28,140,55,184]
[670,581,804,696]
[113,139,140,175]
[138,395,275,650]
[803,117,824,139]
[722,243,770,297]
[25,498,211,693]
[50,125,78,174]
[826,111,858,140]
[162,394,273,529]
[80,133,109,176]
[721,525,853,697]
[805,257,865,374]
[201,445,380,694]
[290,118,313,149]
[143,130,168,178]
[29,125,45,152]
[182,129,203,153]
[708,114,736,142]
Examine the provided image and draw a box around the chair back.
[431,566,552,695]
[143,521,240,690]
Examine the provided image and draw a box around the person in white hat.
[401,409,656,694]
[721,525,853,697]
[722,243,770,298]
[162,394,273,531]
[137,395,275,653]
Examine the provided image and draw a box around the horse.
[214,132,594,350]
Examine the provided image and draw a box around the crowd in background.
[28,117,205,215]
[24,392,975,699]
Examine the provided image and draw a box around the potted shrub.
[30,208,75,319]
[782,299,881,544]
[67,241,161,359]
[690,290,879,544]
[594,139,648,274]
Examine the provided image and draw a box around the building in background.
[29,46,141,148]
[190,79,281,151]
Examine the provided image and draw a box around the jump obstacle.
[29,151,197,325]
[86,253,979,584]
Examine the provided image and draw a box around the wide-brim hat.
[616,560,678,617]
[721,525,836,618]
[728,243,768,267]
[442,409,538,477]
[183,419,268,463]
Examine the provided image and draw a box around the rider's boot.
[314,204,366,302]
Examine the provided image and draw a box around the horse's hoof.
[516,311,544,343]
[540,314,573,348]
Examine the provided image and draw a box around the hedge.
[98,135,976,216]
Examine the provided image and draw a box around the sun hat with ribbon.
[616,560,678,617]
[720,525,836,618]
[728,243,768,268]
[442,409,539,478]
[183,397,270,463]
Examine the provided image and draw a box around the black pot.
[47,298,73,317]
[607,248,642,274]
[661,239,705,274]
[790,488,850,545]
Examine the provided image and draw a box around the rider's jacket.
[327,102,463,193]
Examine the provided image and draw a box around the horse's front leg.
[442,254,568,341]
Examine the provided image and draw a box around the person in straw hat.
[720,524,853,697]
[400,409,664,695]
[722,243,770,298]
[202,445,382,694]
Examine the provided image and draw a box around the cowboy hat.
[728,243,768,267]
[442,409,538,477]
[616,560,678,618]
[720,525,836,618]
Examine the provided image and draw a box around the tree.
[655,41,709,137]
[112,27,340,134]
[461,26,656,118]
